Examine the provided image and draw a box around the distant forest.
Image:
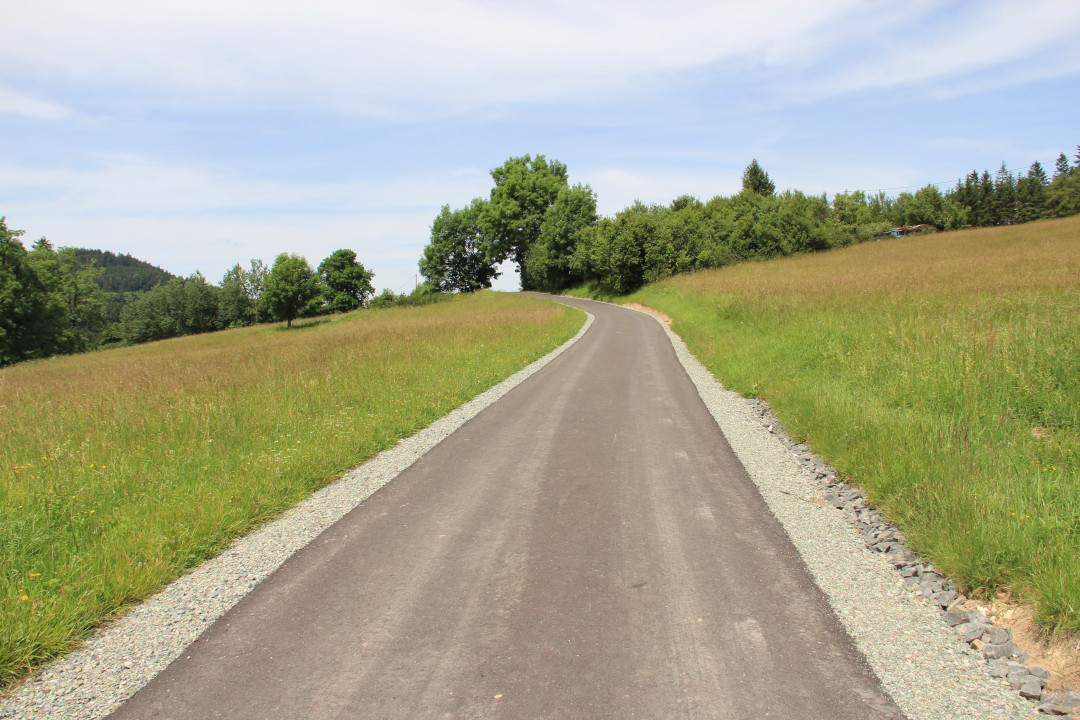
[71,249,176,293]
[3,144,1079,367]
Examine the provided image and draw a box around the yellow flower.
[20,595,29,601]
[29,573,41,578]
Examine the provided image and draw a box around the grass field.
[592,216,1080,634]
[0,291,583,686]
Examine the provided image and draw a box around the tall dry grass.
[0,291,582,685]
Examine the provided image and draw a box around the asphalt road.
[109,297,905,720]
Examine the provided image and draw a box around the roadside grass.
[600,217,1080,634]
[0,291,582,686]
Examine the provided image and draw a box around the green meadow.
[595,216,1080,634]
[0,291,583,686]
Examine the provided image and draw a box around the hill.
[71,248,174,293]
[71,248,177,293]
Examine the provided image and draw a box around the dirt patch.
[981,594,1080,699]
[983,595,1080,716]
[621,303,672,326]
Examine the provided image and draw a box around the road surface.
[110,297,904,719]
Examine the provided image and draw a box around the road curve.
[109,297,904,720]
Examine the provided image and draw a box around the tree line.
[0,227,378,367]
[6,145,1078,367]
[420,148,1080,295]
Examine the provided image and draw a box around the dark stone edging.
[744,397,1080,717]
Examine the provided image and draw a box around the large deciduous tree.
[261,253,319,328]
[523,183,598,292]
[318,249,375,313]
[420,200,499,292]
[418,154,585,292]
[482,154,569,288]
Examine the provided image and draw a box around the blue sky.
[3,1,1079,293]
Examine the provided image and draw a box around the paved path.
[110,298,904,720]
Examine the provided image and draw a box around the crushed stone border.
[0,310,594,720]
[744,398,1080,718]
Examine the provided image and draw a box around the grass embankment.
[598,217,1080,633]
[0,291,583,686]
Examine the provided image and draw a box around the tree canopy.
[418,154,580,293]
[523,183,598,291]
[420,200,500,293]
[261,253,321,328]
[0,221,107,365]
[484,154,569,285]
[318,249,375,313]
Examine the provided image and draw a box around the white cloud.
[0,0,861,116]
[0,159,491,216]
[800,0,1080,100]
[6,0,1076,120]
[0,87,71,119]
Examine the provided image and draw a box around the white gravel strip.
[652,313,1037,720]
[0,311,593,720]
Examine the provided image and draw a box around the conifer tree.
[741,159,775,196]
[1054,153,1071,180]
[994,163,1017,225]
[1018,161,1050,221]
[978,170,995,226]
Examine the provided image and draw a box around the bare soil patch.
[985,595,1080,700]
[620,302,671,325]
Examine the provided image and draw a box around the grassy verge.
[0,291,582,686]
[586,217,1080,633]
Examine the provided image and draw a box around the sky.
[2,1,1079,293]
